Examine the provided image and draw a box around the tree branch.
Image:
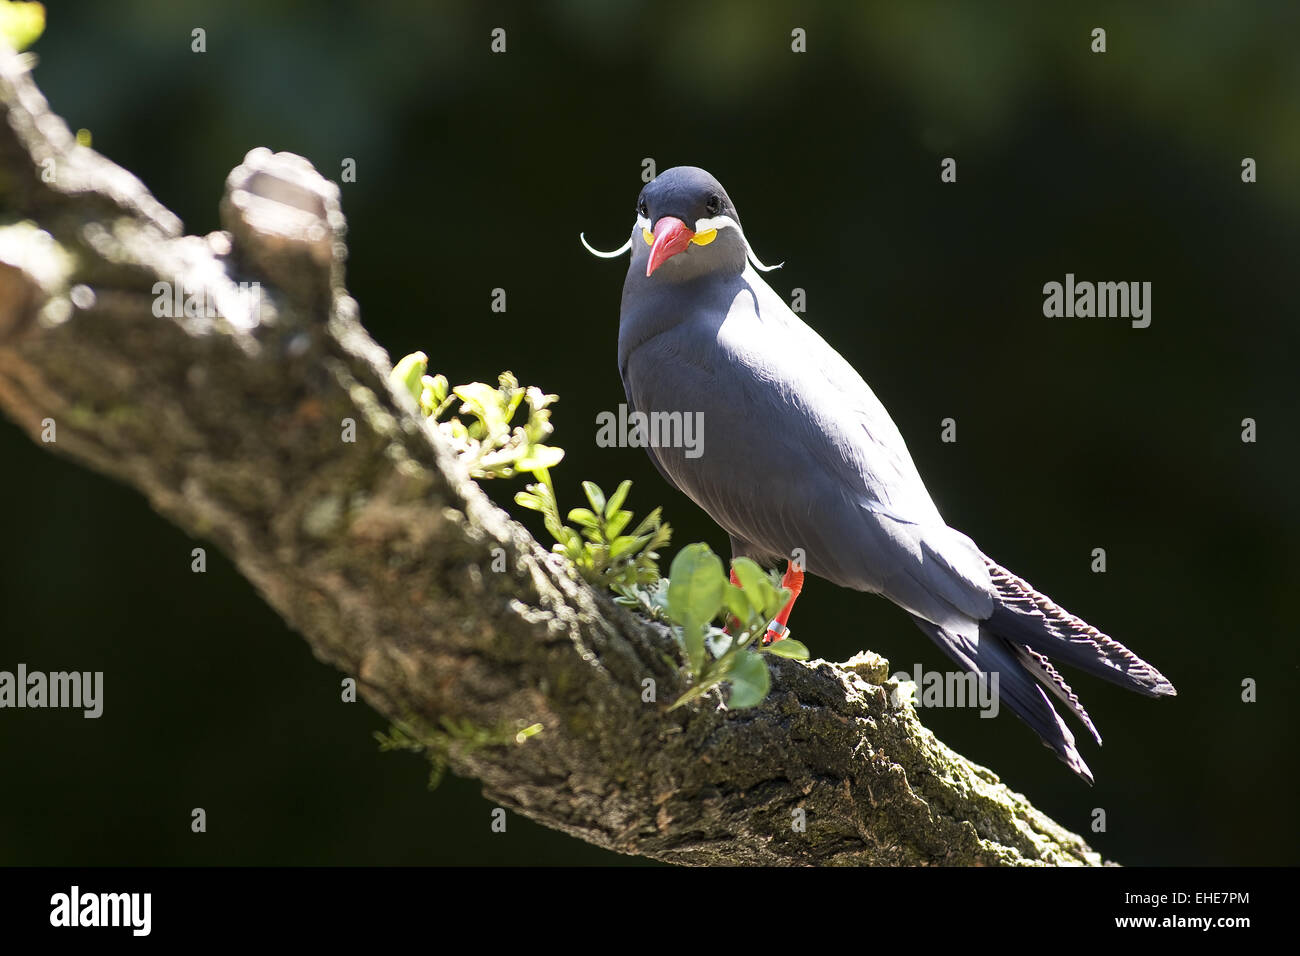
[0,47,1104,866]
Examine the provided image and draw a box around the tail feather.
[985,559,1177,698]
[909,615,1095,784]
[1003,640,1102,746]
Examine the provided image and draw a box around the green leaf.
[581,481,606,515]
[426,374,453,419]
[722,583,753,627]
[424,374,448,405]
[451,381,496,408]
[667,544,726,625]
[390,351,428,404]
[764,638,810,660]
[608,534,648,561]
[515,444,564,472]
[731,558,777,615]
[727,651,771,708]
[605,510,632,540]
[667,543,726,675]
[604,480,631,519]
[454,382,506,431]
[630,506,663,539]
[499,373,525,420]
[566,507,601,530]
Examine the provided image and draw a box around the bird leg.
[762,562,805,646]
[723,567,743,635]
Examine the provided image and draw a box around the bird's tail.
[908,559,1175,784]
[983,559,1177,699]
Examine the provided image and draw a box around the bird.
[588,165,1175,783]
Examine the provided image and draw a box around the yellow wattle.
[643,226,717,247]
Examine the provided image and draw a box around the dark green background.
[1,1,1296,865]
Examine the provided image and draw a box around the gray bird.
[595,165,1175,783]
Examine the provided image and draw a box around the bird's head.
[582,166,781,282]
[633,167,745,279]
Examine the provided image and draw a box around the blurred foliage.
[0,0,44,51]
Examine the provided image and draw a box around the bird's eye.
[637,200,648,219]
[705,194,722,215]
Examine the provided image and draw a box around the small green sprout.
[516,477,672,593]
[390,351,563,480]
[375,715,545,791]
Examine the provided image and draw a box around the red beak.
[647,216,695,276]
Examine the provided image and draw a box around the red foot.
[762,561,805,646]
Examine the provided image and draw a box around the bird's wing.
[620,268,995,634]
[717,270,996,630]
[728,271,943,524]
[614,374,679,490]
